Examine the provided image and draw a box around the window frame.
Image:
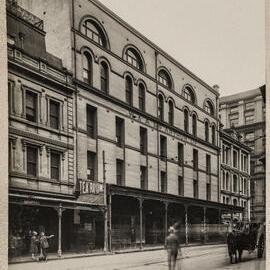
[26,145,38,177]
[50,151,61,181]
[25,90,38,123]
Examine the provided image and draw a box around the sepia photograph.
[0,0,267,269]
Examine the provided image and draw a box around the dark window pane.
[87,105,97,138]
[26,91,37,122]
[116,117,124,147]
[116,159,124,186]
[27,146,37,176]
[138,84,145,111]
[125,77,133,105]
[160,135,167,160]
[50,100,60,129]
[161,171,167,193]
[87,151,96,181]
[140,127,147,155]
[100,62,108,92]
[51,152,60,180]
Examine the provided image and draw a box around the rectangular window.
[160,135,167,161]
[193,180,198,198]
[87,151,96,181]
[178,176,184,196]
[245,115,254,125]
[160,171,167,193]
[206,183,211,201]
[116,117,124,147]
[8,81,14,114]
[193,149,198,171]
[116,159,124,186]
[27,146,37,176]
[140,127,147,155]
[140,166,147,190]
[206,154,211,175]
[233,150,238,168]
[178,143,184,166]
[86,105,97,138]
[50,151,60,180]
[26,90,37,122]
[50,100,60,129]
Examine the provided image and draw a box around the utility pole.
[103,150,108,252]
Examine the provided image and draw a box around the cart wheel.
[257,236,264,258]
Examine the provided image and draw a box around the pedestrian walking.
[165,226,181,270]
[39,232,54,262]
[30,231,39,261]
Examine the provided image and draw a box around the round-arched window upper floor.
[82,51,92,84]
[204,99,215,116]
[81,18,109,48]
[124,46,145,71]
[158,69,172,89]
[183,85,196,104]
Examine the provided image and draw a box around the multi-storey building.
[219,129,251,222]
[8,0,243,257]
[219,87,265,222]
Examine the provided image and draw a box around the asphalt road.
[8,245,265,270]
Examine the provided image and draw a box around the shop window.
[178,176,184,196]
[140,127,147,155]
[25,90,37,122]
[87,151,96,181]
[168,100,174,125]
[125,76,133,106]
[160,171,167,193]
[100,61,109,92]
[178,143,184,166]
[158,94,164,121]
[116,117,124,147]
[160,135,167,161]
[86,105,97,138]
[27,146,37,177]
[116,159,124,186]
[49,100,60,130]
[138,84,145,112]
[50,151,60,180]
[140,166,147,190]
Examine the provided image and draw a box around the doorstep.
[9,242,226,264]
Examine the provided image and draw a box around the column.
[108,194,112,252]
[203,207,206,244]
[57,204,63,257]
[164,202,168,241]
[139,198,143,250]
[185,205,188,245]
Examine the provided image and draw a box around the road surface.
[8,244,265,270]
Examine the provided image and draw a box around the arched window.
[100,62,108,92]
[183,86,196,104]
[158,94,164,121]
[222,171,225,190]
[233,175,238,193]
[158,69,172,89]
[211,125,216,144]
[168,100,174,125]
[82,52,92,84]
[138,84,145,111]
[192,114,197,136]
[184,109,189,133]
[81,19,107,47]
[226,197,229,205]
[205,121,209,142]
[233,199,238,206]
[125,47,144,71]
[204,100,215,116]
[125,76,133,105]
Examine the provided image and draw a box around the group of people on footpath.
[165,226,182,270]
[30,231,54,262]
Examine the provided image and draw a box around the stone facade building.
[219,129,251,222]
[219,87,265,222]
[8,0,245,258]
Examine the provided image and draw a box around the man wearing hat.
[165,226,181,270]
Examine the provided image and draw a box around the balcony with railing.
[7,0,44,31]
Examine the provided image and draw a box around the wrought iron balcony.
[7,0,44,31]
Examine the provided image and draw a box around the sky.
[98,0,265,97]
